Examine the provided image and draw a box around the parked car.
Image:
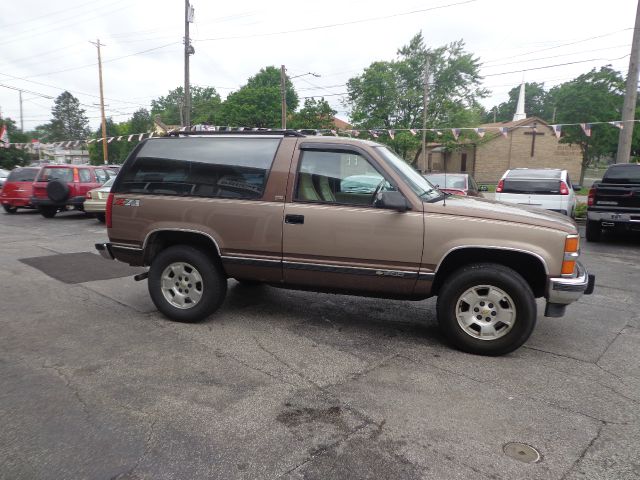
[0,166,41,213]
[495,168,578,216]
[84,177,115,222]
[586,163,640,241]
[31,164,112,218]
[96,131,594,356]
[0,168,9,190]
[423,173,484,197]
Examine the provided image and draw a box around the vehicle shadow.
[221,281,445,349]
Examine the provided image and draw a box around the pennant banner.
[388,129,395,140]
[552,124,562,139]
[409,129,417,136]
[451,128,460,140]
[474,128,485,138]
[610,121,623,130]
[500,127,509,138]
[580,123,592,137]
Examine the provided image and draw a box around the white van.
[495,168,578,217]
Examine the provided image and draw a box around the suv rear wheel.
[436,263,537,356]
[148,245,227,323]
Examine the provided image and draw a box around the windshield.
[375,146,441,201]
[102,177,115,188]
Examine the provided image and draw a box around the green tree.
[485,82,551,123]
[88,118,129,165]
[289,98,336,129]
[46,91,90,141]
[0,146,28,170]
[128,108,153,133]
[220,66,298,128]
[345,33,487,163]
[548,66,624,184]
[151,86,221,126]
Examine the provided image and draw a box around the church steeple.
[513,82,526,121]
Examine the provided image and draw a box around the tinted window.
[117,137,280,199]
[37,167,73,182]
[95,168,109,183]
[295,150,394,206]
[7,168,39,182]
[507,169,562,179]
[502,179,562,194]
[603,165,640,183]
[78,169,91,183]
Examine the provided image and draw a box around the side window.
[116,137,280,199]
[78,169,91,183]
[295,150,394,206]
[95,169,108,183]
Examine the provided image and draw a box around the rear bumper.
[84,199,107,213]
[545,262,595,317]
[96,242,114,260]
[588,210,640,226]
[95,242,144,266]
[31,196,86,208]
[1,197,32,207]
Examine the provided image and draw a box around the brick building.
[422,116,583,184]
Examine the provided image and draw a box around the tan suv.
[96,131,594,355]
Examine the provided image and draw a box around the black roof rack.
[166,128,306,137]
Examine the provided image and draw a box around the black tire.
[436,263,537,356]
[585,220,601,242]
[46,180,70,203]
[148,245,227,323]
[39,206,57,218]
[95,213,106,223]
[3,205,18,214]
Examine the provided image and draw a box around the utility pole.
[281,65,287,129]
[19,90,23,131]
[184,0,194,129]
[616,0,640,163]
[90,39,108,165]
[422,58,430,172]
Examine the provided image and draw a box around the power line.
[483,55,630,77]
[482,44,631,69]
[0,0,101,29]
[194,0,478,42]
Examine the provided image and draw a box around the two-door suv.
[96,131,594,355]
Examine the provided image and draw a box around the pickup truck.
[96,130,594,356]
[586,163,640,241]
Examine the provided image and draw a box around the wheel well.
[144,230,223,268]
[431,248,547,298]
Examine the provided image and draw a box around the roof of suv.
[505,169,564,179]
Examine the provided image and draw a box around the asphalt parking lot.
[1,210,639,480]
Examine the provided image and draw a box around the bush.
[575,202,587,219]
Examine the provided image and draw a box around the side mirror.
[572,184,581,191]
[375,191,409,212]
[479,185,489,192]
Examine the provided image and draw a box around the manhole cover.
[503,442,541,463]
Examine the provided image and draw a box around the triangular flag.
[500,127,509,138]
[138,133,144,141]
[436,130,443,136]
[580,123,592,137]
[117,136,123,141]
[352,130,360,137]
[609,121,623,130]
[128,134,134,142]
[330,129,337,136]
[552,124,562,138]
[74,140,80,146]
[369,130,378,138]
[87,138,96,144]
[474,128,485,138]
[388,129,395,140]
[0,125,9,146]
[148,132,154,138]
[409,129,417,136]
[107,137,114,143]
[451,128,460,140]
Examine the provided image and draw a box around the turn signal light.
[561,260,576,275]
[564,236,579,253]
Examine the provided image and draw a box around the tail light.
[106,192,114,228]
[560,181,569,195]
[587,187,596,206]
[86,191,92,199]
[496,179,504,193]
[73,168,80,183]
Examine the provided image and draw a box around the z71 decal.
[114,198,140,207]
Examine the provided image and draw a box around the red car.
[423,173,485,197]
[1,167,41,214]
[31,164,111,218]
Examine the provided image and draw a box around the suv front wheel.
[436,263,537,356]
[148,245,227,323]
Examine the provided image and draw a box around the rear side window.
[37,167,73,182]
[603,165,640,183]
[116,137,280,199]
[78,169,91,183]
[502,179,562,195]
[7,168,39,182]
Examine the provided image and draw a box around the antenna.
[443,152,447,207]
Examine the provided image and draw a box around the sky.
[0,0,637,136]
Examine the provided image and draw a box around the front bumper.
[545,262,595,317]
